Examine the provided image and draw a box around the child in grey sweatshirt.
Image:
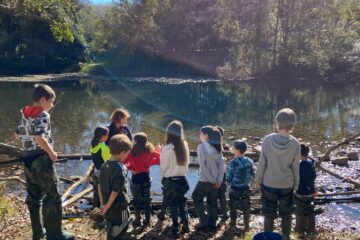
[192,126,225,230]
[255,108,301,240]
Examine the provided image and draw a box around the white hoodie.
[160,142,189,177]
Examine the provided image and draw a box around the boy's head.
[275,108,296,132]
[33,84,56,112]
[232,140,247,156]
[110,108,129,128]
[300,143,310,160]
[109,134,132,161]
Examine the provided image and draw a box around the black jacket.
[105,122,132,145]
[296,158,316,195]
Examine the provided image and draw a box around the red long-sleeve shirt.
[123,150,160,173]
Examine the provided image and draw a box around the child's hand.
[156,144,163,152]
[14,132,19,140]
[49,150,57,162]
[100,203,110,215]
[214,182,221,189]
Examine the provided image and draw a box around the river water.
[0,77,359,233]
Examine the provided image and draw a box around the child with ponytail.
[123,132,160,227]
[160,120,190,235]
[90,126,110,208]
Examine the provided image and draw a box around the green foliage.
[89,0,360,79]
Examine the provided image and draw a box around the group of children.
[16,84,317,240]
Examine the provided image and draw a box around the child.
[90,126,110,209]
[123,132,160,227]
[192,126,225,230]
[99,134,132,239]
[226,140,254,231]
[15,84,75,240]
[106,108,132,145]
[215,126,228,221]
[255,108,300,240]
[160,120,190,235]
[294,143,316,235]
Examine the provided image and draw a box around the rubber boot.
[193,199,208,230]
[264,216,274,232]
[295,214,306,234]
[143,200,151,226]
[27,203,46,240]
[307,213,316,233]
[179,198,189,233]
[243,210,250,231]
[281,216,292,240]
[43,196,75,240]
[133,210,141,227]
[170,201,179,235]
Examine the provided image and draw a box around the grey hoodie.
[255,133,300,191]
[197,141,225,184]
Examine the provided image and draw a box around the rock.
[228,136,235,140]
[223,144,230,150]
[252,136,261,141]
[331,157,349,166]
[347,152,359,161]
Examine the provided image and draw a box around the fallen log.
[62,186,93,208]
[318,131,360,164]
[0,176,26,185]
[318,190,360,197]
[61,163,94,202]
[316,163,360,188]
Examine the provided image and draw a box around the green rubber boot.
[27,204,46,240]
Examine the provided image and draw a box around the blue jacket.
[226,156,254,188]
[296,158,316,195]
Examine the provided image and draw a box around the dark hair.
[33,84,56,102]
[131,132,154,156]
[233,140,247,154]
[110,108,129,123]
[300,143,310,157]
[109,134,132,155]
[166,120,188,166]
[215,126,224,136]
[91,127,109,147]
[201,126,223,154]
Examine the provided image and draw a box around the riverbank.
[0,195,358,240]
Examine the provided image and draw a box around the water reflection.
[0,79,359,152]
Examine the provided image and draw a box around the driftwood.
[317,190,360,197]
[316,163,360,188]
[318,131,360,164]
[61,163,94,202]
[62,187,93,208]
[0,176,26,185]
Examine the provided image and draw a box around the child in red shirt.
[123,132,160,226]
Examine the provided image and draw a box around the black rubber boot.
[27,203,46,240]
[264,216,274,232]
[243,210,250,231]
[43,196,75,240]
[281,216,292,240]
[295,215,306,234]
[193,199,208,230]
[307,213,316,233]
[143,200,151,226]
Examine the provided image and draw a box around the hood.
[269,133,296,154]
[22,106,43,118]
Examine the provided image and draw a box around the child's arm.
[98,184,104,206]
[255,141,267,186]
[34,136,57,161]
[149,150,160,166]
[292,145,301,192]
[215,156,225,188]
[226,161,233,183]
[100,191,119,215]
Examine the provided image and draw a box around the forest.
[0,0,360,80]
